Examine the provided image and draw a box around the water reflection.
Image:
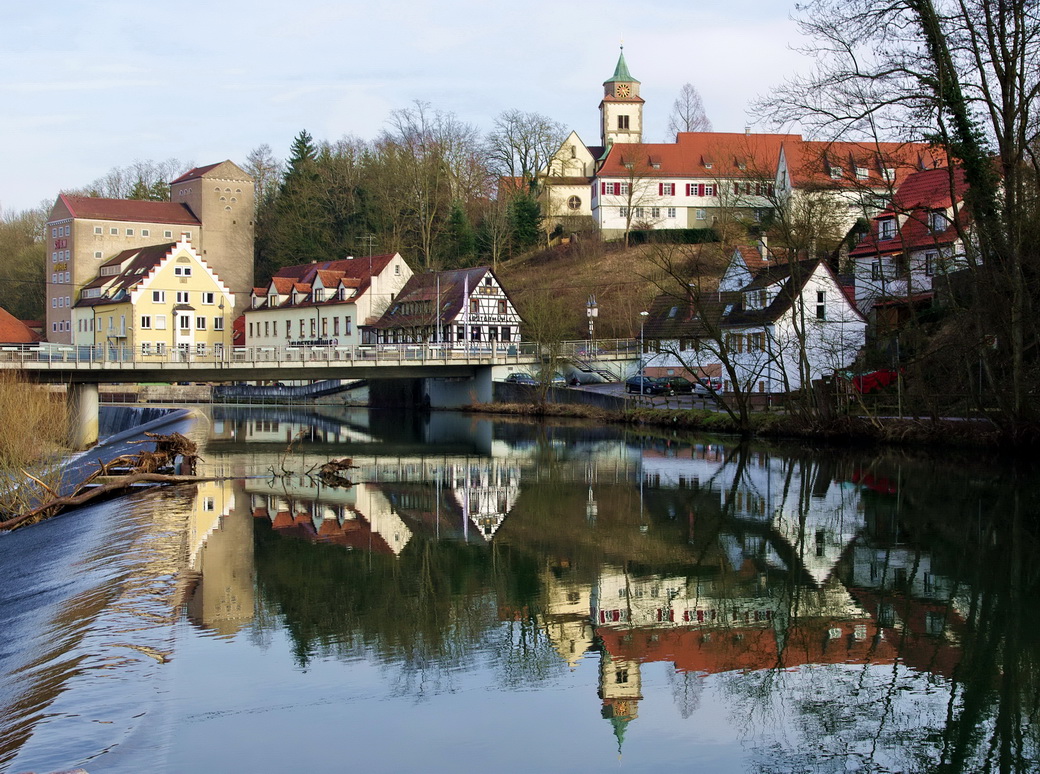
[3,405,1038,773]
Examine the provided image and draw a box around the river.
[0,405,1037,773]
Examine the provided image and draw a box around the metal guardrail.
[0,340,641,368]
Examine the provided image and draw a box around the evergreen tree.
[508,193,542,252]
[443,202,476,267]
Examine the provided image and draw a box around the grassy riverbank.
[467,400,1006,449]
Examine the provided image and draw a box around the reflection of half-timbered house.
[371,266,522,346]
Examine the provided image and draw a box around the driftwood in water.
[317,457,356,488]
[0,432,209,532]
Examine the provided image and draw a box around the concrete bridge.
[0,339,639,448]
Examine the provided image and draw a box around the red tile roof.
[169,162,223,184]
[0,307,40,343]
[782,140,945,190]
[598,132,800,179]
[57,194,201,226]
[849,167,969,258]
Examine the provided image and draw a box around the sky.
[1,0,810,214]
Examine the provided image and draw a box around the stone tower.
[170,160,255,320]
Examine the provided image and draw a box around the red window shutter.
[686,183,691,196]
[734,183,739,194]
[698,184,705,196]
[601,182,607,194]
[658,183,663,196]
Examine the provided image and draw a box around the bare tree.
[244,144,283,210]
[667,83,713,137]
[485,110,568,190]
[764,0,1040,432]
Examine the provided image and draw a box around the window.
[634,207,644,218]
[696,209,707,220]
[179,315,190,331]
[164,230,173,238]
[126,228,134,236]
[176,291,189,304]
[174,266,192,276]
[667,207,677,218]
[110,227,118,235]
[202,292,214,305]
[141,229,149,237]
[856,167,869,180]
[196,316,207,330]
[619,207,629,218]
[394,264,401,276]
[929,210,948,233]
[214,317,224,331]
[94,226,102,235]
[617,115,630,130]
[196,343,206,355]
[567,195,581,210]
[660,182,675,196]
[140,315,152,329]
[830,166,843,179]
[925,251,938,276]
[498,300,507,314]
[333,317,340,336]
[879,218,896,240]
[141,343,151,356]
[94,251,102,259]
[651,207,660,218]
[816,291,826,319]
[345,316,352,334]
[152,290,165,303]
[156,342,166,355]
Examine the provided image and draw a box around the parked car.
[625,375,666,394]
[653,376,717,398]
[504,372,538,386]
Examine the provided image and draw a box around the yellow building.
[73,234,234,359]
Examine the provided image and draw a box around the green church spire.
[605,46,639,84]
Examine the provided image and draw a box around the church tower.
[600,47,644,147]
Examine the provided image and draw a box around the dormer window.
[879,218,896,240]
[314,288,325,302]
[856,167,869,180]
[268,293,278,307]
[928,210,949,233]
[830,166,843,179]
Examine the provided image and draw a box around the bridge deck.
[0,340,638,384]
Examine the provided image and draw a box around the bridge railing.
[0,341,548,366]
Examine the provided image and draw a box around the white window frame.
[140,315,152,329]
[152,290,165,303]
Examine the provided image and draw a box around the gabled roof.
[849,167,970,258]
[372,266,503,330]
[643,291,741,340]
[54,194,200,226]
[80,243,176,296]
[169,160,252,184]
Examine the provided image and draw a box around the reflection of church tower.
[599,651,642,754]
[600,47,644,147]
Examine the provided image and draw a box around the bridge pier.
[423,367,493,408]
[68,382,99,450]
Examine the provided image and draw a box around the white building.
[643,251,866,394]
[244,253,412,348]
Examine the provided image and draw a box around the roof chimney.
[745,126,751,136]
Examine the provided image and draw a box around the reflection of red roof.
[253,506,394,554]
[598,618,901,675]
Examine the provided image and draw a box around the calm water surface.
[1,406,1038,773]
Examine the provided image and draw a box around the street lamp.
[639,310,649,395]
[586,294,598,348]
